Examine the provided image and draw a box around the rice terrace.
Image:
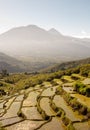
[0,64,90,130]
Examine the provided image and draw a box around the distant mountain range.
[0,25,90,62]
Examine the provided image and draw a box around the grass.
[61,76,74,83]
[71,74,85,80]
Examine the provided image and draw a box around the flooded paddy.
[4,97,16,109]
[0,117,22,127]
[53,95,83,121]
[0,101,6,109]
[15,95,24,102]
[23,91,39,107]
[39,117,65,130]
[41,86,58,96]
[40,98,54,116]
[0,102,21,119]
[73,121,90,130]
[63,86,74,93]
[21,107,42,120]
[6,120,46,130]
[42,82,52,88]
[82,78,90,85]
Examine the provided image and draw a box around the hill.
[0,52,90,73]
[0,52,25,72]
[42,57,90,72]
[0,52,56,73]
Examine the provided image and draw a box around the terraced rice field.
[0,75,90,130]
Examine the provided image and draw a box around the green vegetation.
[80,64,90,76]
[44,58,90,73]
[71,74,84,80]
[67,123,75,130]
[61,75,74,83]
[74,81,90,97]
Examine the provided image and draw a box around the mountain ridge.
[42,57,90,73]
[0,25,90,61]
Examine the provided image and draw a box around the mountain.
[42,57,90,73]
[0,25,90,62]
[48,28,62,36]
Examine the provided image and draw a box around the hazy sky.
[0,0,90,37]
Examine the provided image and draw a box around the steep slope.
[0,52,56,73]
[0,25,89,61]
[0,52,22,65]
[0,52,26,72]
[48,28,62,36]
[0,61,23,73]
[41,57,90,72]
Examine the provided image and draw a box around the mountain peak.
[26,25,46,31]
[48,28,62,36]
[26,24,39,28]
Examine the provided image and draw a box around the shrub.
[55,86,63,95]
[86,87,90,97]
[67,123,75,130]
[56,109,63,117]
[79,106,87,115]
[0,82,3,87]
[62,116,70,126]
[80,64,90,76]
[74,82,85,92]
[63,93,73,104]
[51,80,58,86]
[5,78,14,84]
[0,89,6,96]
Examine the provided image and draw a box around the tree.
[1,69,9,77]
